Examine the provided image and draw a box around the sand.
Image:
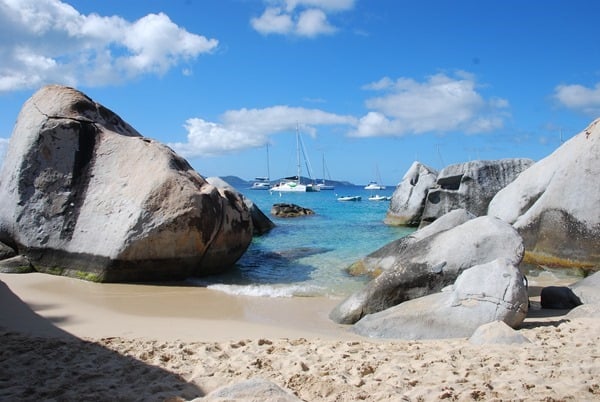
[1,272,600,401]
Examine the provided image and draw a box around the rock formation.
[488,118,600,268]
[351,259,529,340]
[270,203,315,218]
[384,161,438,226]
[330,215,524,324]
[0,85,252,282]
[206,176,275,236]
[420,158,534,225]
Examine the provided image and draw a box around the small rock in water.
[271,203,315,218]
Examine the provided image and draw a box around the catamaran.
[271,126,320,193]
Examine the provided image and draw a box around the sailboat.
[316,154,335,190]
[271,126,320,193]
[364,164,386,190]
[250,144,271,190]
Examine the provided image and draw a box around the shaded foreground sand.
[1,272,600,401]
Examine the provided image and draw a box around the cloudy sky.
[1,0,599,184]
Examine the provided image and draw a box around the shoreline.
[2,272,599,401]
[0,272,355,342]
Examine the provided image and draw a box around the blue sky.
[1,0,599,185]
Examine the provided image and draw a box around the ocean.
[189,185,415,298]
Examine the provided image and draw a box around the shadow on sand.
[0,280,204,401]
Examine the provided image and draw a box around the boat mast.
[296,124,302,184]
[266,143,270,181]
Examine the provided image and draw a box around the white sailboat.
[271,126,320,193]
[250,144,271,190]
[317,153,335,190]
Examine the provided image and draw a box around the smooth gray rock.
[421,158,533,224]
[0,85,252,282]
[566,303,600,319]
[330,215,524,324]
[196,378,301,402]
[570,271,600,304]
[347,209,475,277]
[351,259,529,340]
[206,176,275,236]
[488,118,600,267]
[469,321,531,345]
[384,161,438,226]
[540,286,582,309]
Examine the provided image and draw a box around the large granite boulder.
[348,209,475,277]
[0,85,252,282]
[421,158,534,225]
[488,118,600,268]
[206,176,275,236]
[330,215,524,324]
[384,161,438,227]
[351,259,529,340]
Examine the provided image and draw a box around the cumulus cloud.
[0,0,218,92]
[251,0,354,37]
[351,72,510,137]
[168,105,356,157]
[553,82,600,117]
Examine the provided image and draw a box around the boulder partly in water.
[0,85,252,282]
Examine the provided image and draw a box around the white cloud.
[351,73,509,137]
[553,82,600,116]
[250,7,294,35]
[0,0,218,92]
[168,105,356,158]
[251,0,354,37]
[296,8,336,37]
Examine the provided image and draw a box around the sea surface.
[190,185,414,298]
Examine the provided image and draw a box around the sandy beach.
[1,272,599,401]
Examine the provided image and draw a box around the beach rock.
[0,85,252,282]
[347,209,475,277]
[271,203,314,218]
[384,161,438,226]
[0,255,34,273]
[351,258,529,340]
[566,303,600,319]
[206,176,275,236]
[469,321,531,345]
[197,378,302,402]
[330,215,524,324]
[421,158,534,225]
[540,286,582,309]
[0,241,16,260]
[488,118,600,268]
[570,271,600,305]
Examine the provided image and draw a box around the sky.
[1,0,599,186]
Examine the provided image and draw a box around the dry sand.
[1,272,599,401]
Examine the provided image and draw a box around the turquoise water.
[190,185,414,298]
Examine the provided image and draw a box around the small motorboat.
[368,194,391,201]
[337,195,362,201]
